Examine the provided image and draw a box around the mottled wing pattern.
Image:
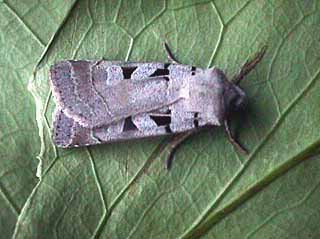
[51,61,201,148]
[50,61,113,128]
[53,108,100,147]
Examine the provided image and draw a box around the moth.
[50,43,266,169]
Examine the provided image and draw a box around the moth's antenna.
[232,45,267,85]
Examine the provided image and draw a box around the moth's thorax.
[180,67,247,126]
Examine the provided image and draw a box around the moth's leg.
[224,120,248,154]
[232,46,267,84]
[164,42,181,64]
[166,130,196,170]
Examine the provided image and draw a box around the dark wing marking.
[149,68,170,77]
[123,117,138,131]
[122,67,138,79]
[149,115,171,126]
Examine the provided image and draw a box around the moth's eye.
[230,95,243,110]
[235,97,243,107]
[235,96,247,111]
[229,97,237,108]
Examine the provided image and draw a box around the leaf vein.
[2,1,45,47]
[207,1,224,67]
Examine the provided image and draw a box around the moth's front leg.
[166,130,197,169]
[164,42,181,64]
[224,119,248,155]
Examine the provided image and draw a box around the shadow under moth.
[50,43,266,169]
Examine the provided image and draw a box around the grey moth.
[50,43,266,169]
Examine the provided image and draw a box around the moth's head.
[224,82,247,113]
[189,67,248,126]
[211,67,247,115]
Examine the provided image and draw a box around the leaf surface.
[6,0,320,238]
[0,1,76,237]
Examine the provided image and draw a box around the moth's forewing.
[51,62,201,147]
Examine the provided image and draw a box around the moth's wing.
[53,108,171,148]
[50,61,190,128]
[52,62,203,147]
[50,61,114,128]
[53,108,100,147]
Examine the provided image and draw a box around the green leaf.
[8,0,320,238]
[0,0,76,237]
